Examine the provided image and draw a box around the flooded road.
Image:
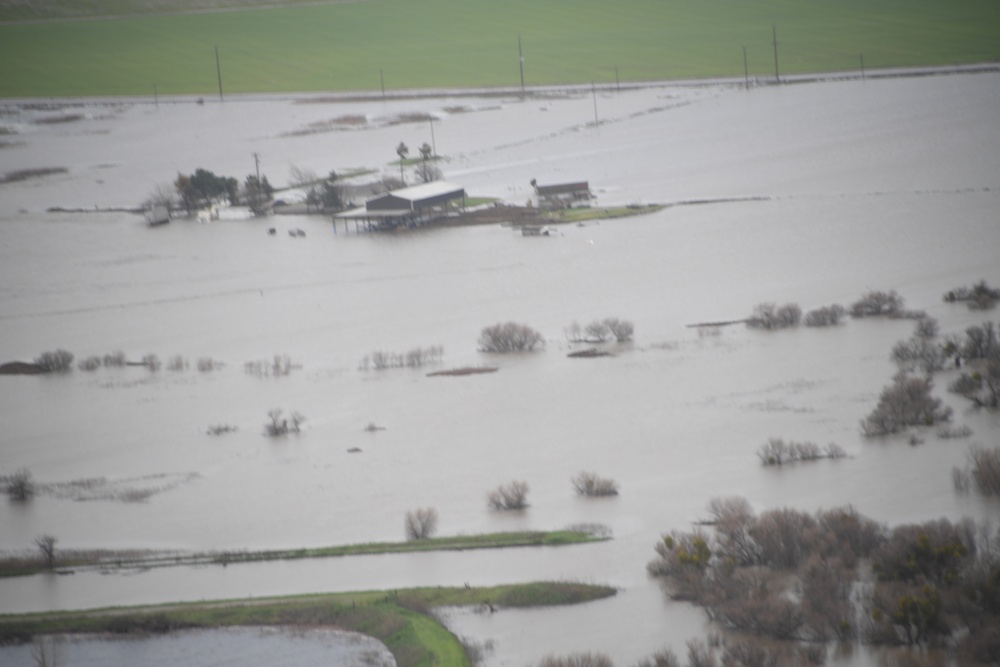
[1,72,999,665]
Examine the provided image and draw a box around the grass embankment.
[0,530,605,578]
[1,0,997,97]
[542,205,665,224]
[0,582,618,667]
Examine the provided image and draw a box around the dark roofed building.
[534,181,592,209]
[336,181,466,231]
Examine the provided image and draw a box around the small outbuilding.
[533,181,592,209]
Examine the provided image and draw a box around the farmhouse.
[335,181,466,232]
[534,181,592,209]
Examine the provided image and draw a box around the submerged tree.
[243,174,273,217]
[479,322,544,352]
[34,534,57,570]
[861,374,951,436]
[396,141,409,183]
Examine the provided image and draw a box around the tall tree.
[396,142,409,183]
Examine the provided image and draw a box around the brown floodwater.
[1,72,999,666]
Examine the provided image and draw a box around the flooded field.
[1,72,999,666]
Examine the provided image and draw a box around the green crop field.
[0,0,997,98]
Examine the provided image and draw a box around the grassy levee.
[0,582,618,667]
[1,0,997,97]
[0,530,606,578]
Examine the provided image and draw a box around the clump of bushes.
[5,468,34,501]
[404,507,438,540]
[947,322,1000,408]
[479,322,544,352]
[264,409,305,436]
[861,374,951,436]
[891,317,945,375]
[954,447,1000,496]
[197,358,221,372]
[142,353,161,371]
[567,318,634,343]
[78,356,101,371]
[206,424,238,436]
[803,304,846,327]
[571,471,619,496]
[487,480,529,510]
[944,280,999,310]
[537,653,613,667]
[359,345,443,370]
[756,438,846,466]
[648,496,996,653]
[34,349,73,372]
[850,290,904,318]
[103,351,126,367]
[745,303,801,329]
[245,355,294,376]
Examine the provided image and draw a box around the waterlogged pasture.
[1,72,999,665]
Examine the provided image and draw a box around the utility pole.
[429,116,437,156]
[860,53,866,81]
[772,25,780,83]
[215,46,224,100]
[615,65,620,93]
[380,68,385,102]
[518,33,525,96]
[253,152,260,183]
[592,81,599,127]
[743,46,749,90]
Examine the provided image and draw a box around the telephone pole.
[772,25,780,83]
[215,46,224,100]
[743,46,749,90]
[518,34,525,96]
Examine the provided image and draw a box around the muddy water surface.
[1,73,999,666]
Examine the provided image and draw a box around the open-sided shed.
[534,181,592,209]
[336,181,466,231]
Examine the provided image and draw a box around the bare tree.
[6,468,34,501]
[142,182,176,210]
[265,409,284,435]
[479,322,544,352]
[415,160,442,183]
[861,373,952,436]
[746,303,801,329]
[404,507,439,540]
[396,141,409,182]
[850,290,904,318]
[289,165,320,211]
[34,534,57,570]
[804,304,846,327]
[584,320,611,342]
[31,635,62,667]
[707,496,760,566]
[969,447,1000,495]
[603,317,634,342]
[34,349,74,373]
[487,480,530,510]
[891,317,944,375]
[571,471,619,496]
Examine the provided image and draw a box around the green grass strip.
[0,530,607,578]
[0,582,618,667]
[1,0,997,97]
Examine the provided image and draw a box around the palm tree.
[396,142,409,183]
